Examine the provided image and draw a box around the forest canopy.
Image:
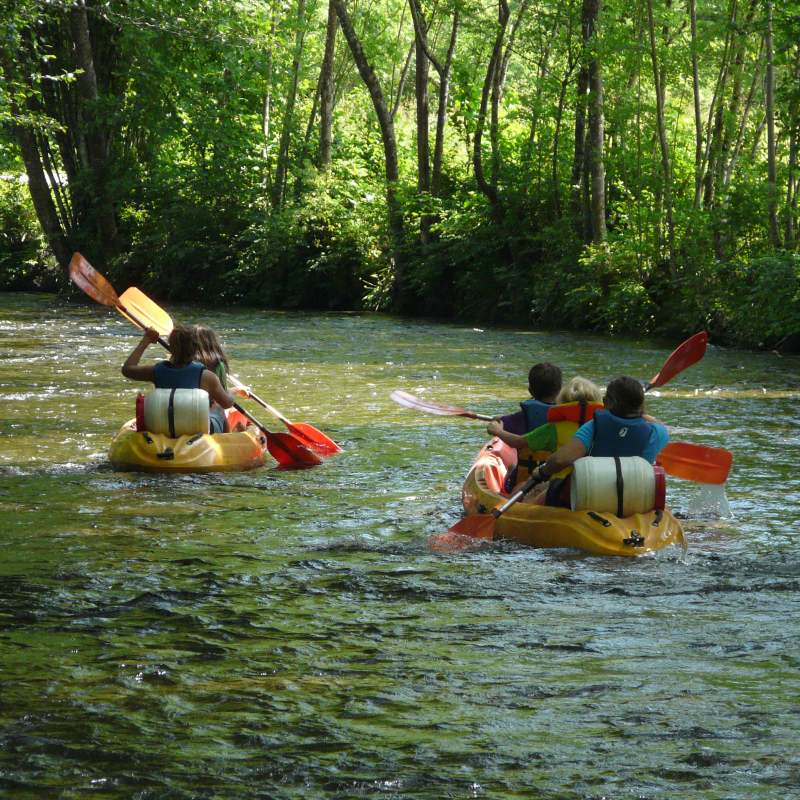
[1,0,799,348]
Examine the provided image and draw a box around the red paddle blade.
[445,514,496,539]
[658,441,732,485]
[69,253,121,307]
[647,332,708,390]
[390,389,478,418]
[286,421,341,454]
[266,431,323,467]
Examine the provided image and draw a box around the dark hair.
[168,324,199,368]
[528,362,563,399]
[605,376,645,418]
[195,324,229,380]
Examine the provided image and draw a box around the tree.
[331,0,407,305]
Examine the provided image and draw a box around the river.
[1,292,798,799]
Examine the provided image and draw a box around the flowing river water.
[1,292,799,799]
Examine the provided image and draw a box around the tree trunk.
[585,0,607,245]
[68,2,120,259]
[273,0,307,211]
[689,0,703,207]
[473,0,510,223]
[570,58,590,241]
[432,10,459,198]
[262,16,275,196]
[6,80,73,271]
[410,0,431,245]
[332,0,406,305]
[319,0,338,171]
[646,0,676,275]
[765,0,782,247]
[553,50,577,217]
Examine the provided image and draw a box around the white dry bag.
[139,388,211,437]
[570,456,666,517]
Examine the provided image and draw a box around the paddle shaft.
[492,473,542,518]
[228,375,286,422]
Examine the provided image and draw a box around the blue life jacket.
[590,410,653,458]
[153,360,205,390]
[520,399,556,433]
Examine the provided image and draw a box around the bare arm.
[121,328,159,382]
[200,371,236,409]
[486,419,528,450]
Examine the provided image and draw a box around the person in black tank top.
[121,324,236,433]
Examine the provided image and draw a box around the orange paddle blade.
[69,253,121,307]
[445,514,496,539]
[118,287,173,336]
[658,441,732,485]
[646,332,707,390]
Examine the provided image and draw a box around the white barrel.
[570,456,657,516]
[143,389,210,437]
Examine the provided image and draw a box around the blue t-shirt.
[572,418,669,464]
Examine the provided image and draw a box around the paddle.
[443,472,543,541]
[389,390,493,420]
[657,441,732,485]
[118,286,340,454]
[393,332,709,424]
[69,253,322,468]
[643,331,707,391]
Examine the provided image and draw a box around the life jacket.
[153,360,205,390]
[589,409,654,458]
[516,400,604,484]
[520,398,556,432]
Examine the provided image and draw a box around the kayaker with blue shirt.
[504,375,668,507]
[121,324,236,433]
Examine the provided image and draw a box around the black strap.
[168,388,177,439]
[614,456,624,517]
[578,399,588,425]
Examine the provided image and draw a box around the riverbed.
[1,292,798,799]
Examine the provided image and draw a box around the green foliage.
[0,0,798,349]
[225,170,383,310]
[0,178,60,291]
[723,253,800,346]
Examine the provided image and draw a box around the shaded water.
[1,292,799,799]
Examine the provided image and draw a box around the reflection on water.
[1,292,799,798]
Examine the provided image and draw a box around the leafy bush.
[227,172,383,310]
[722,252,800,347]
[0,178,61,292]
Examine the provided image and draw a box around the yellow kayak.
[461,439,686,556]
[109,411,268,473]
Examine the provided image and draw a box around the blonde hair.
[557,376,602,404]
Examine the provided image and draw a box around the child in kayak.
[488,376,603,496]
[495,375,668,506]
[492,362,562,435]
[194,323,250,432]
[121,324,236,434]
